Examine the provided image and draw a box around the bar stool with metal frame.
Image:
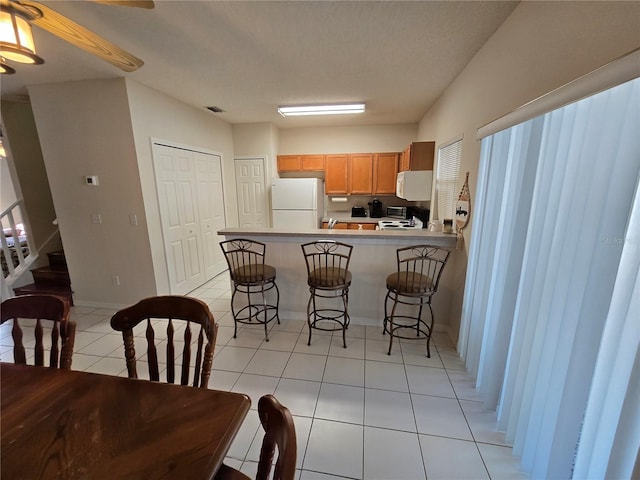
[220,238,280,341]
[383,245,450,357]
[301,240,353,348]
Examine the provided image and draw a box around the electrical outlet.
[112,275,120,286]
[91,213,102,224]
[129,214,138,226]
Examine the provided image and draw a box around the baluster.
[166,319,175,384]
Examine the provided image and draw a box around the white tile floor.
[1,272,528,480]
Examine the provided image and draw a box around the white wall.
[0,155,17,214]
[28,78,236,306]
[28,79,154,307]
[278,124,418,154]
[418,1,640,341]
[1,101,57,247]
[125,79,235,294]
[232,122,279,180]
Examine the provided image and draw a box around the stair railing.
[1,200,34,279]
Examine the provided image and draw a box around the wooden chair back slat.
[145,320,160,382]
[167,319,176,384]
[193,328,204,387]
[0,295,74,369]
[110,296,217,388]
[34,319,44,366]
[11,320,26,364]
[48,322,60,368]
[181,321,192,386]
[122,329,138,378]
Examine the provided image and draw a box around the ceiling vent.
[206,106,225,113]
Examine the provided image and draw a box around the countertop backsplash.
[325,195,417,216]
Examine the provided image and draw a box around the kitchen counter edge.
[218,227,457,248]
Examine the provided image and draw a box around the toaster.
[351,206,367,217]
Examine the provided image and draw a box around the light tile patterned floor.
[1,272,528,480]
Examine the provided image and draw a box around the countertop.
[218,226,457,249]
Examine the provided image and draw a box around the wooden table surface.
[1,363,251,480]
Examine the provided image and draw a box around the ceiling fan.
[0,0,153,73]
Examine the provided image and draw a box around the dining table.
[0,362,251,479]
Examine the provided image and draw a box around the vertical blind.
[458,76,640,479]
[435,138,462,221]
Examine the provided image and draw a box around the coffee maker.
[368,198,384,218]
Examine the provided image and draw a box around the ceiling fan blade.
[92,1,154,9]
[20,0,144,72]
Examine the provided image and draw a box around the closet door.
[153,144,205,294]
[194,151,227,280]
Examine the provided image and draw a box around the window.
[459,76,640,479]
[435,138,462,220]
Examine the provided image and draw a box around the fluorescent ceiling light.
[278,103,365,117]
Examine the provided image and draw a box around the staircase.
[13,250,73,305]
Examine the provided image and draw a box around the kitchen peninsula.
[217,227,457,328]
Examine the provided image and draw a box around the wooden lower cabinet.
[321,222,348,229]
[348,223,376,230]
[322,222,376,230]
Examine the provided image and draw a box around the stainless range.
[377,218,424,230]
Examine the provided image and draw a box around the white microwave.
[396,170,433,201]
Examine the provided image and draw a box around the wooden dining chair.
[0,294,75,369]
[216,394,297,480]
[110,295,218,388]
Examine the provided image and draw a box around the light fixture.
[277,103,365,117]
[0,57,15,74]
[0,2,44,65]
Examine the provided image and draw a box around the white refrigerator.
[271,178,324,229]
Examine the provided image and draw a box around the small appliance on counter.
[351,206,367,217]
[386,206,409,219]
[368,198,384,218]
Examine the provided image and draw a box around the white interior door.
[235,157,268,228]
[153,144,204,294]
[195,151,227,279]
[153,143,227,294]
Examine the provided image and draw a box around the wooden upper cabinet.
[348,154,373,195]
[277,155,325,172]
[277,155,302,172]
[399,141,435,171]
[325,155,349,194]
[373,153,399,194]
[301,155,325,171]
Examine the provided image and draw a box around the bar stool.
[301,240,353,348]
[220,238,280,341]
[383,245,450,356]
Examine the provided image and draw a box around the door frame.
[150,138,227,294]
[234,155,269,227]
